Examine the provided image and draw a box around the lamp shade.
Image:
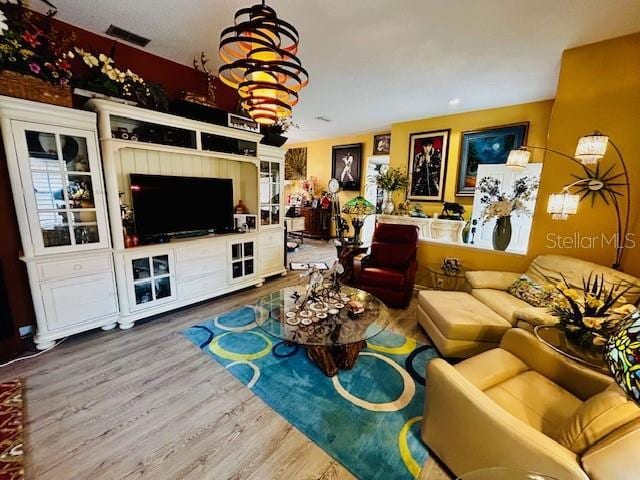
[218,2,309,125]
[575,133,609,165]
[342,196,375,217]
[606,310,640,404]
[547,192,579,220]
[506,148,531,169]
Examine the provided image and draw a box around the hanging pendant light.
[575,131,609,165]
[218,1,309,125]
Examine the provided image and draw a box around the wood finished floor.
[0,240,451,480]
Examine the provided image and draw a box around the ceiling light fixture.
[448,98,461,105]
[218,0,309,125]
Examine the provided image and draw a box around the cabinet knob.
[73,264,82,270]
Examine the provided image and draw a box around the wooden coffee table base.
[305,341,367,377]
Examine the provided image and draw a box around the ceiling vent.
[314,116,332,122]
[105,25,151,47]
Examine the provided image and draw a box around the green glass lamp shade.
[342,196,375,217]
[605,310,640,404]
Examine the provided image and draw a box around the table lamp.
[342,196,375,244]
[605,309,640,404]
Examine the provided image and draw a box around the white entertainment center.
[0,95,286,349]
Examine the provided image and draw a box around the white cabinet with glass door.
[259,159,281,227]
[229,239,256,284]
[9,121,110,255]
[0,96,117,349]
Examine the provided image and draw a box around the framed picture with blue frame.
[456,122,529,196]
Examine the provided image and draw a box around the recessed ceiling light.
[448,98,461,106]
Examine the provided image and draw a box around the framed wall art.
[456,122,529,196]
[373,133,391,155]
[407,129,450,202]
[331,143,362,191]
[284,147,307,180]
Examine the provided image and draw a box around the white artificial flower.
[0,8,8,36]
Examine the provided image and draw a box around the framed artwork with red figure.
[407,129,450,202]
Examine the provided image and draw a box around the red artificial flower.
[28,62,41,74]
[22,31,41,48]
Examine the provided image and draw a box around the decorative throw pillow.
[507,275,553,307]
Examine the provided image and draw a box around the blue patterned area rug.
[183,307,439,480]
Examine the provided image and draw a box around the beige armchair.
[422,329,640,480]
[465,254,640,331]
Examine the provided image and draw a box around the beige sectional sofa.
[466,254,640,332]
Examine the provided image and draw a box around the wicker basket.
[0,70,73,107]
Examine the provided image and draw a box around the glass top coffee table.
[534,325,609,374]
[252,285,390,376]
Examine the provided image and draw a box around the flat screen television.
[130,174,234,237]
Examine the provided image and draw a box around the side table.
[425,263,466,291]
[534,325,610,374]
[335,240,369,285]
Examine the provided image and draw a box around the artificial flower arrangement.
[373,166,409,193]
[477,176,539,223]
[0,1,74,85]
[301,176,319,195]
[548,273,636,349]
[73,44,168,111]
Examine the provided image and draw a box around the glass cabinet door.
[15,123,108,254]
[229,241,255,281]
[130,254,174,308]
[260,161,281,226]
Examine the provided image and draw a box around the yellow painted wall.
[387,101,555,271]
[287,33,639,276]
[527,33,640,276]
[286,132,385,208]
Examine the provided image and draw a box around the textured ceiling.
[32,0,640,141]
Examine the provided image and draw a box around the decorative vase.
[381,191,395,215]
[492,215,512,251]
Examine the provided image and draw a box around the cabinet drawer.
[37,254,112,282]
[41,272,118,330]
[176,255,226,280]
[259,244,284,271]
[176,244,226,262]
[259,231,283,247]
[178,271,227,300]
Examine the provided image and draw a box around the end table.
[425,263,466,291]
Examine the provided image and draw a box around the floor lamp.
[507,131,631,270]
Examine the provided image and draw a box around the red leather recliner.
[353,223,419,308]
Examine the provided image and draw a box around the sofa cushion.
[471,289,531,325]
[526,254,640,305]
[455,348,529,390]
[507,276,555,307]
[555,384,640,454]
[484,370,583,437]
[465,270,522,290]
[361,267,407,289]
[418,291,511,342]
[513,306,558,327]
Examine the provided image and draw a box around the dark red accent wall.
[40,12,239,112]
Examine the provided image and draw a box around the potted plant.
[549,274,636,352]
[260,118,298,147]
[73,44,168,111]
[372,166,409,214]
[478,175,539,250]
[0,1,74,106]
